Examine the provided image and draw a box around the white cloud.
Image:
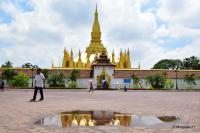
[0,0,199,69]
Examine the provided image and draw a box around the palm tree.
[1,61,13,68]
[22,63,32,68]
[183,56,200,70]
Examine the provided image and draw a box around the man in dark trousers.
[88,80,94,92]
[0,80,4,91]
[30,68,45,102]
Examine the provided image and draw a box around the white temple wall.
[76,78,94,88]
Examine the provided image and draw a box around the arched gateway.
[92,51,115,89]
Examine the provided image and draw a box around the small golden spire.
[120,49,122,56]
[78,49,81,58]
[111,50,115,64]
[126,48,131,68]
[138,62,141,69]
[70,49,73,58]
[69,49,75,68]
[118,49,124,68]
[52,59,54,68]
[64,47,67,53]
[76,49,83,68]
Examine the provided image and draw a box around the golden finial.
[95,3,98,13]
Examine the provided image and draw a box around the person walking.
[0,80,4,91]
[30,68,45,102]
[88,80,94,92]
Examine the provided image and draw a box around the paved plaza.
[0,89,200,133]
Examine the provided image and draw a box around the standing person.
[0,80,4,91]
[88,80,94,92]
[124,85,127,92]
[30,68,45,102]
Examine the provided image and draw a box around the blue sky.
[0,0,199,69]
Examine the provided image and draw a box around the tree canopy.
[183,56,200,70]
[153,56,200,70]
[152,59,183,70]
[22,63,32,68]
[1,61,13,68]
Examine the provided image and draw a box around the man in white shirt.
[30,68,45,102]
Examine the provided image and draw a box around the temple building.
[53,5,138,70]
[50,5,142,89]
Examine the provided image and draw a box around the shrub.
[42,69,49,80]
[1,69,17,85]
[147,74,166,89]
[165,79,174,89]
[184,73,196,89]
[67,69,80,82]
[131,74,142,88]
[68,81,77,88]
[12,73,29,87]
[48,73,65,87]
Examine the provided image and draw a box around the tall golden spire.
[92,4,101,33]
[86,4,107,58]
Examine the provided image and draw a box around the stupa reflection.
[41,110,179,128]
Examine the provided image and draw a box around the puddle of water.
[38,110,180,128]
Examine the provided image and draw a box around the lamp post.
[175,68,179,90]
[30,64,38,88]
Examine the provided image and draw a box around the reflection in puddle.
[39,110,180,128]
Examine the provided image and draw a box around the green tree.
[184,73,196,89]
[41,69,49,80]
[1,69,17,85]
[147,74,166,89]
[131,73,142,88]
[153,59,183,69]
[1,61,13,68]
[12,73,29,87]
[48,73,66,87]
[67,69,80,82]
[66,69,80,88]
[183,56,200,70]
[22,63,32,68]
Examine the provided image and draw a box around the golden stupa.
[53,5,133,69]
